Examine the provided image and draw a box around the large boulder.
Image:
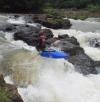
[14,31,39,46]
[33,14,72,29]
[57,40,83,56]
[58,35,80,45]
[51,34,98,75]
[68,54,97,75]
[53,35,82,56]
[0,74,23,102]
[14,28,54,46]
[14,23,42,46]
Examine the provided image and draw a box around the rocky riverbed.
[0,14,100,102]
[9,14,99,75]
[0,74,23,102]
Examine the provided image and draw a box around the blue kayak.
[39,50,69,59]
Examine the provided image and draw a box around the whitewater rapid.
[0,15,100,102]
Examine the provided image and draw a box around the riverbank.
[43,9,100,20]
[0,8,100,20]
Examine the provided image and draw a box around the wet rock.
[39,29,54,39]
[15,24,41,33]
[14,31,39,46]
[0,74,23,102]
[0,74,5,86]
[13,15,20,19]
[46,37,58,46]
[0,23,16,32]
[58,40,83,56]
[14,28,54,46]
[68,54,97,75]
[89,38,100,48]
[13,23,42,46]
[58,34,69,39]
[52,34,98,75]
[58,34,80,45]
[24,15,34,23]
[53,35,81,56]
[95,43,100,47]
[33,14,72,29]
[94,61,100,67]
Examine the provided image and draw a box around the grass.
[0,88,10,102]
[43,6,100,20]
[43,8,88,20]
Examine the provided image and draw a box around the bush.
[87,4,100,12]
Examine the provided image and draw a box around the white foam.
[11,40,37,52]
[7,17,25,24]
[18,72,100,102]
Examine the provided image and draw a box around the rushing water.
[0,15,100,102]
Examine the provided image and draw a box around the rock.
[57,40,83,56]
[53,35,81,56]
[14,23,42,46]
[89,38,100,48]
[14,31,39,46]
[13,15,20,19]
[39,29,54,39]
[24,15,34,23]
[0,23,16,32]
[58,34,69,39]
[0,74,23,102]
[52,34,98,75]
[0,74,5,86]
[68,54,97,75]
[94,61,100,67]
[46,37,58,45]
[14,28,54,46]
[58,34,80,45]
[15,24,41,33]
[95,43,100,47]
[33,14,72,29]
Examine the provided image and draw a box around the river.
[0,15,100,102]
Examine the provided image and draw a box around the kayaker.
[36,31,46,51]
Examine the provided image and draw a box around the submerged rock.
[0,23,16,32]
[0,74,23,102]
[89,38,100,48]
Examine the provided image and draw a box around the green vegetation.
[0,0,100,17]
[87,4,100,12]
[0,0,99,13]
[0,88,10,102]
